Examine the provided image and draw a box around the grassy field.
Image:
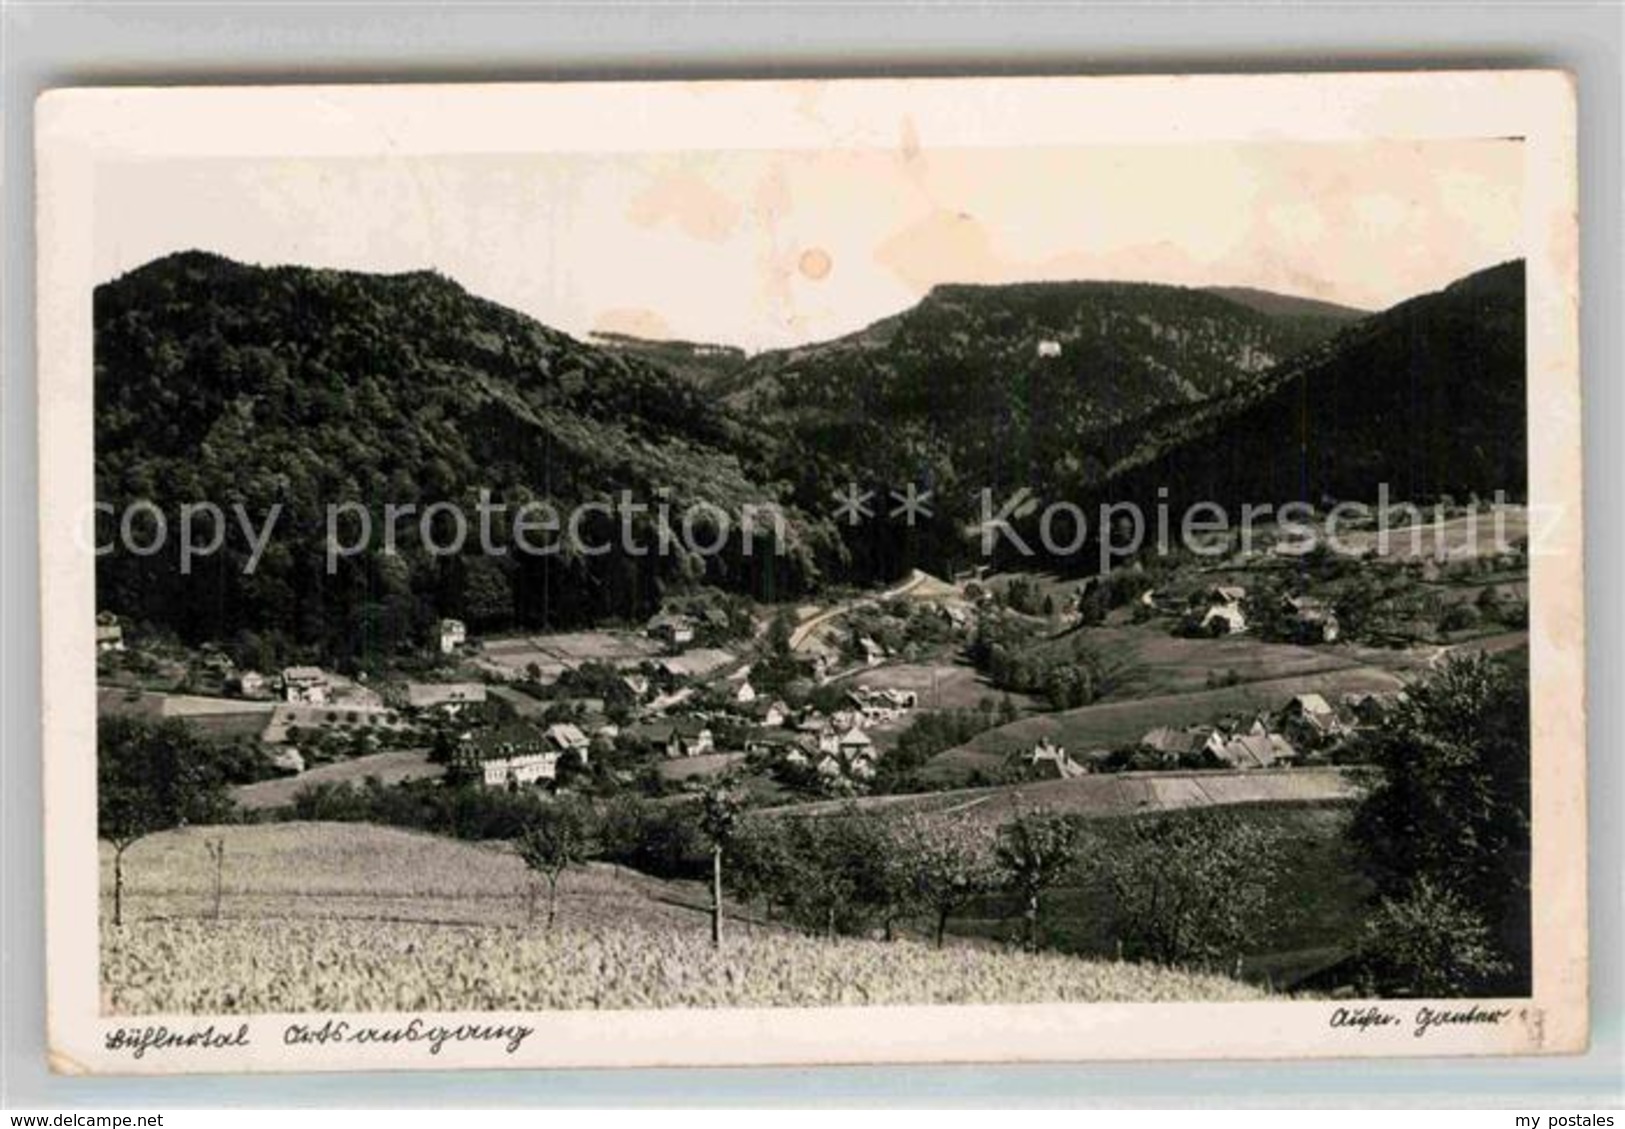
[922,667,1404,785]
[232,750,444,811]
[762,767,1359,824]
[101,822,1270,1013]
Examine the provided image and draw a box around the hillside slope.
[94,253,834,656]
[1096,260,1526,514]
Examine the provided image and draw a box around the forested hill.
[716,280,1362,578]
[1092,260,1527,515]
[94,252,835,660]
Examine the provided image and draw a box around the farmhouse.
[1036,339,1063,358]
[406,681,488,713]
[836,726,875,762]
[545,722,592,760]
[647,612,697,647]
[438,618,467,655]
[735,681,758,704]
[745,728,810,759]
[749,698,790,728]
[620,673,651,700]
[235,670,269,698]
[848,685,918,724]
[858,636,887,667]
[1279,693,1346,748]
[1198,603,1248,636]
[1281,594,1341,642]
[628,717,718,759]
[1138,725,1225,765]
[1214,733,1298,770]
[95,611,125,653]
[280,666,331,704]
[1016,739,1086,780]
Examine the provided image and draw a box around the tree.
[98,716,234,927]
[514,796,597,929]
[1356,877,1510,998]
[1348,653,1530,993]
[995,809,1083,950]
[1095,810,1281,970]
[697,785,742,947]
[894,814,1000,946]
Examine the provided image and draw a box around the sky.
[95,139,1522,352]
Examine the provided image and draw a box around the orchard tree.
[98,716,234,927]
[996,808,1084,951]
[1096,810,1282,970]
[515,796,597,929]
[894,814,1000,947]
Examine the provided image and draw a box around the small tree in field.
[1096,810,1281,970]
[895,814,1000,947]
[698,784,742,947]
[515,796,597,929]
[99,716,233,927]
[995,809,1083,951]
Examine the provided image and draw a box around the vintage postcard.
[36,72,1584,1074]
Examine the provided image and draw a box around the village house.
[1016,738,1086,780]
[836,725,875,763]
[405,681,488,714]
[620,673,651,700]
[647,612,697,647]
[280,666,331,705]
[1185,584,1248,636]
[438,618,467,655]
[750,698,790,728]
[625,717,718,759]
[1138,725,1226,766]
[734,681,758,705]
[235,670,269,698]
[1215,732,1298,770]
[1036,338,1063,358]
[1281,594,1341,643]
[95,611,125,653]
[858,636,887,667]
[1278,692,1346,748]
[545,722,592,762]
[745,728,810,760]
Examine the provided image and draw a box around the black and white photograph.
[35,72,1586,1073]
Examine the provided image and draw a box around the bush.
[1356,878,1510,997]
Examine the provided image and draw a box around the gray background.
[2,0,1620,1108]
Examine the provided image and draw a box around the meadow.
[100,822,1270,1014]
